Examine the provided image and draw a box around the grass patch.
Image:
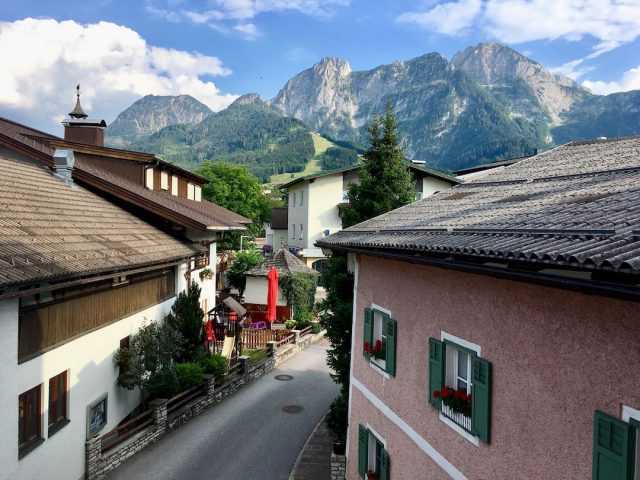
[267,133,335,185]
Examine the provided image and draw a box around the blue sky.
[1,0,639,134]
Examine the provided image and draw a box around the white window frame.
[171,175,178,196]
[160,171,169,190]
[145,168,154,190]
[368,304,390,377]
[195,185,202,202]
[365,425,386,480]
[187,183,195,200]
[622,405,640,479]
[439,331,482,446]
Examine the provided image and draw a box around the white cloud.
[397,0,482,35]
[398,0,640,57]
[549,59,594,80]
[149,0,350,39]
[0,18,237,133]
[583,65,640,95]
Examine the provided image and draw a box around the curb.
[289,412,330,480]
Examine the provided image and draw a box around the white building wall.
[0,282,180,480]
[288,183,309,250]
[264,225,288,251]
[306,174,343,254]
[243,276,287,306]
[422,177,455,198]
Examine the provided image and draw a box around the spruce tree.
[343,101,415,227]
[324,102,415,452]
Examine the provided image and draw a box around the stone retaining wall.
[85,330,325,479]
[331,453,346,480]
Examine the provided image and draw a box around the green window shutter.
[363,308,373,358]
[428,337,445,409]
[385,316,397,377]
[358,424,368,477]
[379,447,389,480]
[471,356,492,444]
[592,410,635,480]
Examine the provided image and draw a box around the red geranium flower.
[433,390,440,398]
[363,342,370,351]
[375,339,382,350]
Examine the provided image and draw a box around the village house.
[278,163,459,272]
[317,136,640,480]
[0,94,249,480]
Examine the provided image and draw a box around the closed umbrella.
[266,266,279,324]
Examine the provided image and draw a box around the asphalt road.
[107,343,339,480]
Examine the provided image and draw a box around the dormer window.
[195,185,202,202]
[187,183,195,200]
[160,171,169,190]
[145,168,154,190]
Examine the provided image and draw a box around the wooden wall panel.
[178,177,188,198]
[19,270,175,362]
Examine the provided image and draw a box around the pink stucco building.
[318,136,640,480]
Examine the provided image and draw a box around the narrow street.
[107,341,339,480]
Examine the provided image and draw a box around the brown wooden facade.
[18,268,176,362]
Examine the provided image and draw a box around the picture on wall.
[86,393,107,439]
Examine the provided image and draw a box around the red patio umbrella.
[266,266,279,324]
[205,318,214,343]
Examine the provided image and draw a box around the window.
[292,192,297,207]
[299,223,303,240]
[171,175,178,196]
[118,336,131,376]
[428,335,491,444]
[358,425,389,480]
[187,183,196,200]
[300,191,304,206]
[592,408,639,480]
[48,371,68,436]
[19,384,43,457]
[160,171,169,190]
[292,224,296,239]
[194,185,202,202]
[363,308,396,376]
[145,168,154,190]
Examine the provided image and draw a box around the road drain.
[282,405,304,414]
[275,374,294,381]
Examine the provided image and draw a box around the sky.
[1,0,639,134]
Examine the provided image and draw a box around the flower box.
[442,404,472,431]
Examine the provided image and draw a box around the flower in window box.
[433,386,472,417]
[367,470,379,480]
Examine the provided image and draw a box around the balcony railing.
[442,404,472,431]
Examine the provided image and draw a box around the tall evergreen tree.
[343,101,415,227]
[324,102,415,452]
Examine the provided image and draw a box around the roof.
[270,207,288,230]
[0,153,205,289]
[317,136,640,275]
[279,163,459,189]
[0,116,248,231]
[245,249,320,276]
[454,156,529,175]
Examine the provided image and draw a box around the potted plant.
[199,267,214,280]
[363,340,385,360]
[432,386,472,417]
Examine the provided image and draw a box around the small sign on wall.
[87,393,108,439]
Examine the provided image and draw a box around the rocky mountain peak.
[452,42,587,124]
[231,93,264,106]
[313,57,352,77]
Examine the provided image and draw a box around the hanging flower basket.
[432,386,472,417]
[199,268,214,280]
[363,340,385,360]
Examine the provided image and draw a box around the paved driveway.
[107,343,339,480]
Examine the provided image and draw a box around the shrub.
[205,354,228,380]
[312,322,323,334]
[165,282,205,362]
[173,362,204,391]
[294,310,313,329]
[326,394,348,454]
[285,319,297,330]
[146,369,180,401]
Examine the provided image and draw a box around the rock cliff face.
[451,43,588,125]
[106,95,212,147]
